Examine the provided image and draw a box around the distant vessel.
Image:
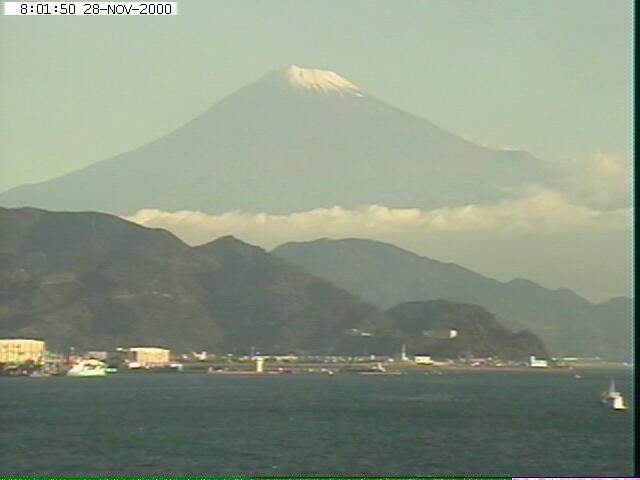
[345,362,403,375]
[601,377,627,411]
[67,359,107,377]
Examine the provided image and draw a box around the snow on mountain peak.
[284,65,363,96]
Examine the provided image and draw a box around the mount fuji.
[0,66,550,214]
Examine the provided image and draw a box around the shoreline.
[186,361,633,375]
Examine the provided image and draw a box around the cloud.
[124,185,631,301]
[125,187,629,249]
[547,152,630,209]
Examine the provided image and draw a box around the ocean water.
[0,369,634,476]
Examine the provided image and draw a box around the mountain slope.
[387,300,548,360]
[272,238,631,360]
[0,207,387,352]
[0,66,549,215]
[0,207,548,359]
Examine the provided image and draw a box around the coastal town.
[1,336,621,378]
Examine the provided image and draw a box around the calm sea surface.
[1,369,634,476]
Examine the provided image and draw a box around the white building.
[414,355,433,365]
[529,355,549,368]
[192,351,207,361]
[87,351,108,360]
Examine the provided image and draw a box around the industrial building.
[129,347,171,366]
[0,338,45,363]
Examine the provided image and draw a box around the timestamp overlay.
[3,2,177,15]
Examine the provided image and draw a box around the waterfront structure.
[0,338,45,363]
[86,351,108,360]
[529,355,549,368]
[260,353,299,362]
[400,344,409,362]
[192,351,207,361]
[129,347,170,366]
[414,354,433,365]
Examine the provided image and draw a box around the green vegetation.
[274,238,631,361]
[0,207,547,359]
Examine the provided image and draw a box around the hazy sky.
[0,0,631,190]
[0,0,632,302]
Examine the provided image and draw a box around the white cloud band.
[125,186,629,249]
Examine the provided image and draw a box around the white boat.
[611,395,627,411]
[601,377,627,411]
[66,359,107,377]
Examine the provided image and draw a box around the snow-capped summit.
[283,65,363,96]
[0,65,549,215]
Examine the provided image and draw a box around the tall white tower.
[401,344,409,362]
